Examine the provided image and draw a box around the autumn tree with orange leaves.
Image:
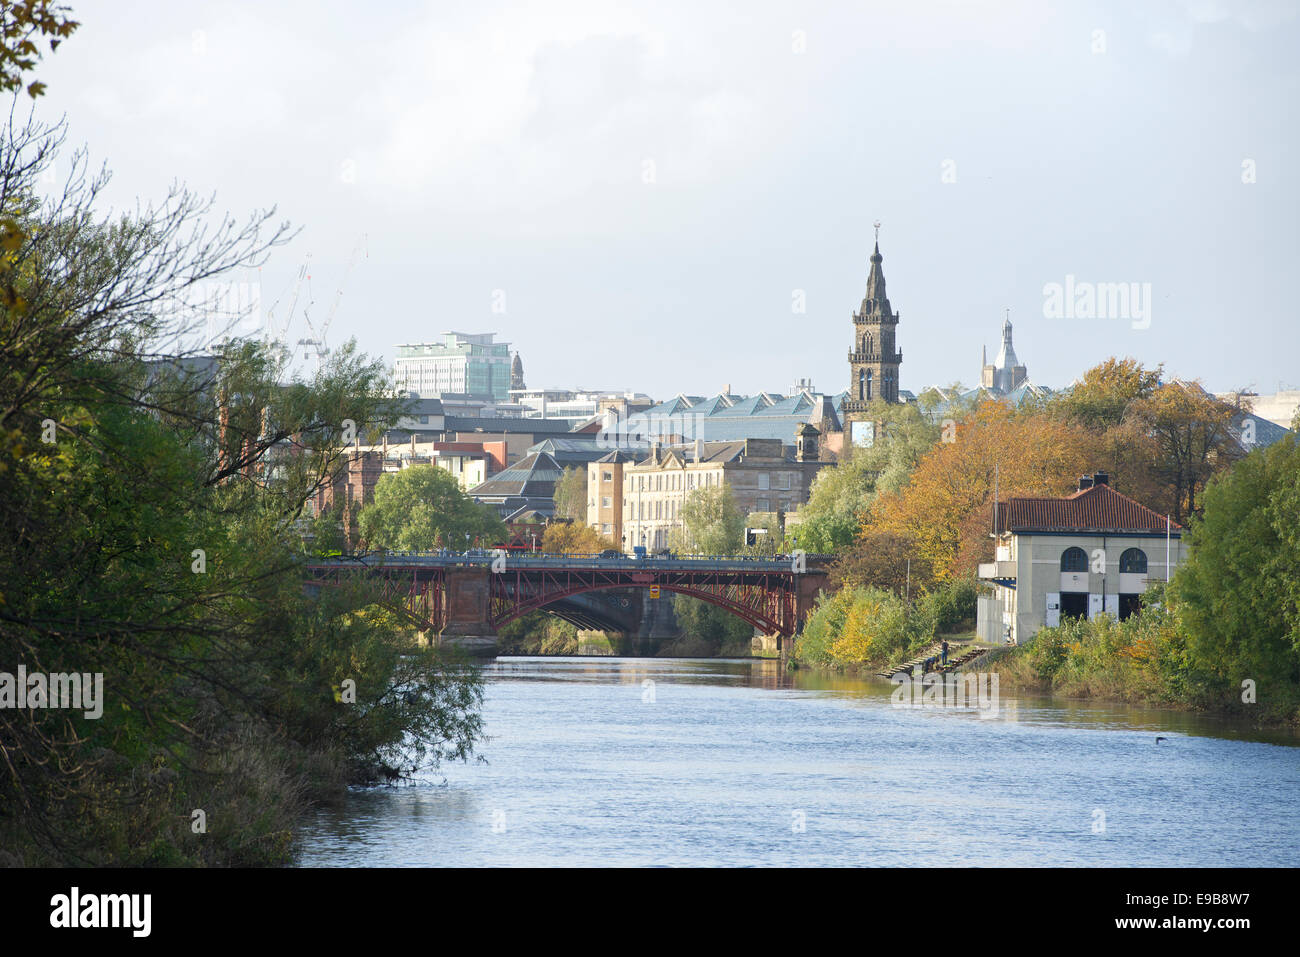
[862,401,1100,585]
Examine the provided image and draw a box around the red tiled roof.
[994,483,1182,535]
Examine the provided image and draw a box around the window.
[1060,547,1088,572]
[602,471,613,482]
[757,472,770,490]
[601,497,611,508]
[1120,548,1148,574]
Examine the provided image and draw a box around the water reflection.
[487,656,1300,746]
[296,656,1300,867]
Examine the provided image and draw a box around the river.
[295,656,1300,867]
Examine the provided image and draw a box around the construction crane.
[262,255,312,355]
[297,234,367,370]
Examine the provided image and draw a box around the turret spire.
[863,227,887,308]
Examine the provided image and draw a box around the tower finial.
[873,220,881,243]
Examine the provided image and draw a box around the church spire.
[862,223,888,312]
[844,220,902,410]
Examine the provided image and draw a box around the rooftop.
[995,478,1181,536]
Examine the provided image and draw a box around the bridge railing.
[305,551,830,573]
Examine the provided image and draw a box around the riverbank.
[959,642,1300,729]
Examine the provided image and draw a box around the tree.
[1051,357,1162,432]
[671,483,744,555]
[1171,436,1300,708]
[794,585,932,669]
[541,521,615,554]
[0,1,77,98]
[1128,381,1242,522]
[358,465,505,551]
[831,528,931,598]
[0,111,485,865]
[797,400,941,552]
[865,401,1098,584]
[671,594,753,649]
[553,466,587,522]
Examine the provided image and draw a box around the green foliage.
[671,483,745,555]
[798,401,940,552]
[1011,599,1195,704]
[917,576,978,633]
[0,116,485,865]
[553,466,587,522]
[1170,436,1300,712]
[497,611,579,654]
[358,464,505,551]
[1049,357,1162,432]
[794,585,933,670]
[672,594,753,650]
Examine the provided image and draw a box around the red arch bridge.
[303,553,830,656]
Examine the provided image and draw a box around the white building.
[977,473,1184,644]
[394,332,513,400]
[509,388,654,429]
[979,314,1029,394]
[1216,388,1300,430]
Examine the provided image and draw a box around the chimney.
[1078,475,1094,490]
[1093,472,1109,487]
[694,437,703,462]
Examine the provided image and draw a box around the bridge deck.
[306,553,827,573]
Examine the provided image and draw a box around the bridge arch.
[491,581,793,636]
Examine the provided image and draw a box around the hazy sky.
[34,0,1300,398]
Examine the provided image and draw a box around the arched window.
[1120,548,1148,574]
[866,369,873,400]
[1060,547,1088,572]
[858,369,865,400]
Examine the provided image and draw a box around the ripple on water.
[296,657,1300,867]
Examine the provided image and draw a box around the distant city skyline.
[33,0,1300,398]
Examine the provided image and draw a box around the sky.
[31,0,1300,398]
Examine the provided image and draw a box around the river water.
[295,657,1300,867]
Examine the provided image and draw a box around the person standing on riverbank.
[941,641,949,666]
